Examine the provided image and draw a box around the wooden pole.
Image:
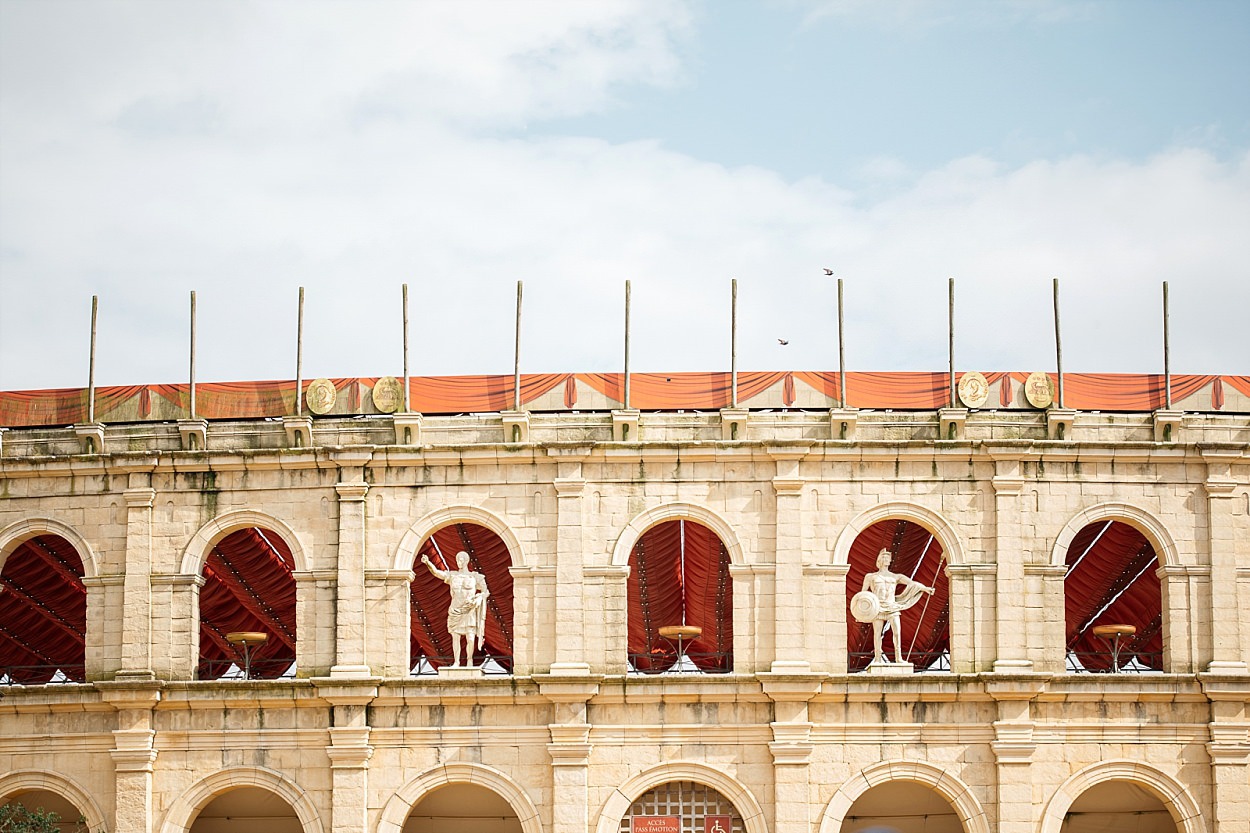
[1162,281,1172,409]
[189,290,197,418]
[838,277,847,408]
[1053,278,1065,409]
[623,279,632,409]
[87,295,98,424]
[513,280,523,411]
[295,286,304,416]
[730,278,738,408]
[402,283,411,412]
[948,277,956,408]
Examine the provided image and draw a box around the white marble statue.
[852,548,935,666]
[421,551,490,667]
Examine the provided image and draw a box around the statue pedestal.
[437,666,484,680]
[865,660,914,676]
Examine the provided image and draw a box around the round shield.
[850,590,881,624]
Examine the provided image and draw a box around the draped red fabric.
[845,520,949,672]
[409,523,514,671]
[1064,521,1162,671]
[1060,374,1215,411]
[197,528,297,680]
[627,520,732,673]
[408,374,568,413]
[0,536,86,683]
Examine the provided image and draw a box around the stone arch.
[0,517,98,578]
[1049,502,1180,569]
[610,503,747,568]
[1038,760,1205,833]
[159,766,323,833]
[594,762,766,833]
[817,760,990,833]
[179,510,310,574]
[831,502,968,567]
[395,505,528,571]
[0,770,108,833]
[377,762,542,833]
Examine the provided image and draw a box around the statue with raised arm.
[850,548,935,666]
[421,550,489,667]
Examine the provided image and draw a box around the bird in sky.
[822,268,834,275]
[777,338,789,346]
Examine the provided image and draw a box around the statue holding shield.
[850,548,934,666]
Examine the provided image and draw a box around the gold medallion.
[371,376,404,414]
[1024,371,1054,409]
[305,378,337,415]
[957,371,989,409]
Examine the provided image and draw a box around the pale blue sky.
[1,0,1248,390]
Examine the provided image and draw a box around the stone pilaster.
[1158,564,1210,674]
[550,451,590,675]
[1023,564,1067,673]
[991,458,1032,672]
[729,563,773,675]
[118,464,158,681]
[295,569,338,678]
[1202,677,1250,833]
[331,451,373,678]
[805,563,847,674]
[101,684,161,833]
[82,573,125,680]
[364,568,415,677]
[986,677,1045,833]
[769,450,810,673]
[149,573,203,680]
[1204,452,1247,673]
[761,675,821,833]
[317,681,378,833]
[539,677,600,833]
[945,563,996,673]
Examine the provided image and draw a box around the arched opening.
[0,535,86,684]
[845,519,949,672]
[410,522,514,673]
[197,528,297,680]
[840,780,963,832]
[189,786,302,833]
[627,520,733,674]
[0,789,88,832]
[617,781,745,833]
[1064,521,1163,672]
[404,783,522,833]
[1061,780,1178,832]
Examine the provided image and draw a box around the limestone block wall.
[0,408,1247,833]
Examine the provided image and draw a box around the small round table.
[225,631,268,680]
[1091,624,1136,672]
[657,625,703,672]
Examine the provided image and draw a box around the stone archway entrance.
[617,781,745,833]
[0,789,88,833]
[1061,780,1178,832]
[841,780,964,833]
[404,783,522,833]
[189,786,302,832]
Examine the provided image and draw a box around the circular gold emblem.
[1024,371,1054,409]
[371,376,404,414]
[957,371,989,409]
[305,378,337,415]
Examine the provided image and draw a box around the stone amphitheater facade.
[0,405,1247,833]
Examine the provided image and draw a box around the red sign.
[704,816,732,833]
[632,817,680,833]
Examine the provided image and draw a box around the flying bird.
[777,338,789,346]
[823,268,834,275]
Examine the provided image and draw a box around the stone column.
[583,565,630,675]
[295,569,337,678]
[539,678,600,833]
[149,573,203,680]
[804,563,846,674]
[118,463,158,681]
[1202,678,1250,832]
[551,452,590,675]
[317,682,378,833]
[770,451,810,674]
[761,676,821,833]
[987,678,1044,833]
[991,457,1031,672]
[1023,564,1067,673]
[729,563,772,675]
[1203,452,1247,673]
[364,569,414,677]
[83,574,125,680]
[1158,564,1208,674]
[101,685,161,833]
[945,563,995,673]
[332,451,373,678]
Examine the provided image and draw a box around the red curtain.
[0,536,86,683]
[627,520,733,673]
[845,520,949,671]
[1064,521,1162,671]
[197,528,297,680]
[410,523,515,671]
